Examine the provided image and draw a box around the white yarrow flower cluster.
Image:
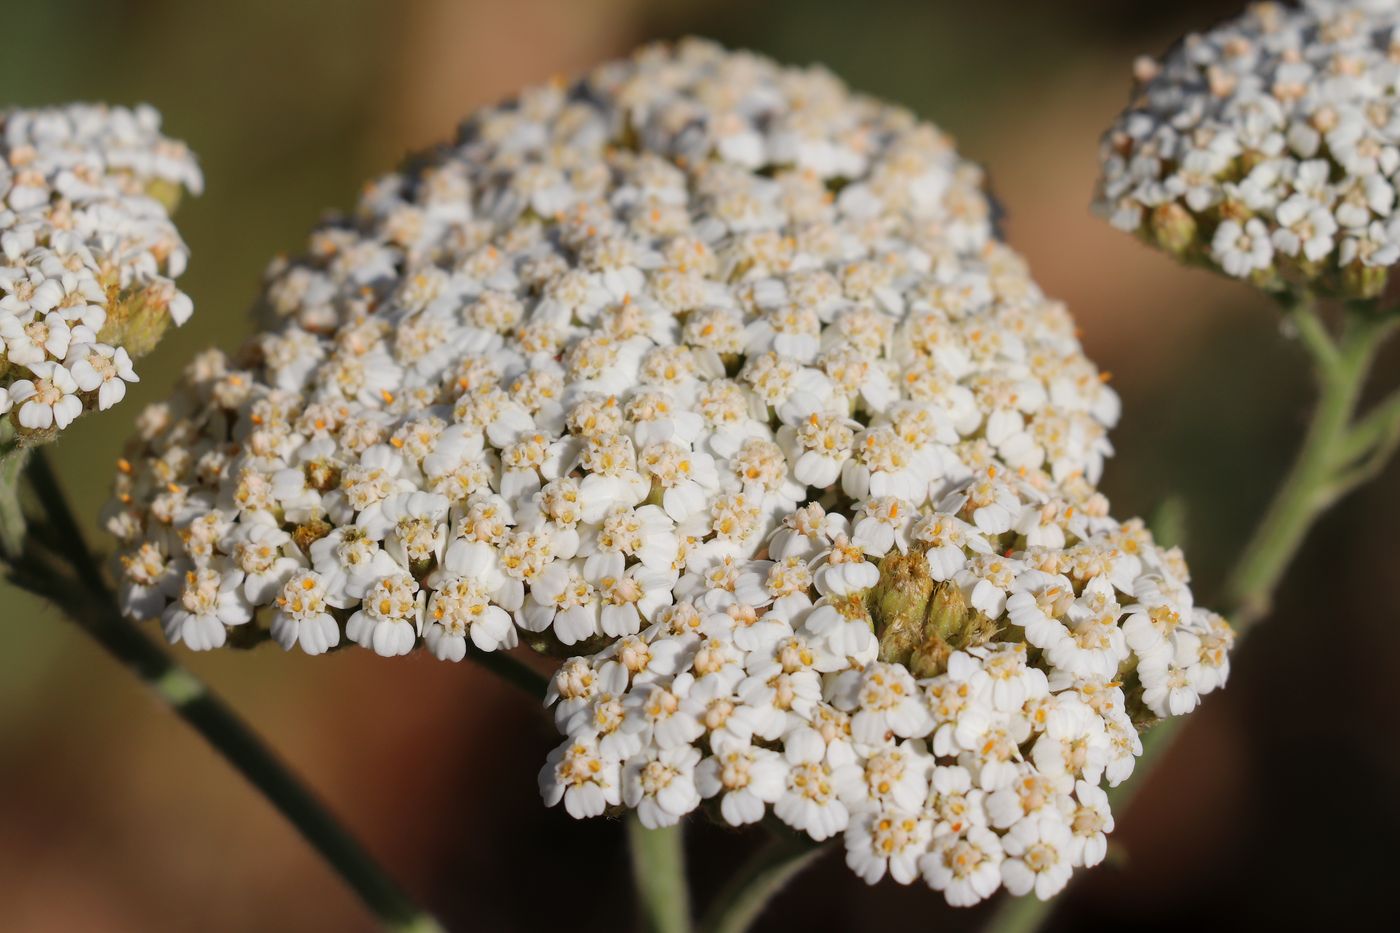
[106,40,1118,654]
[1,104,201,441]
[541,482,1232,906]
[101,39,1229,905]
[1096,0,1400,298]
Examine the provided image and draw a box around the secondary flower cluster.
[102,39,1227,906]
[1097,0,1400,298]
[1,104,201,441]
[541,484,1232,904]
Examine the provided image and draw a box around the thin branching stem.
[11,451,457,931]
[698,833,828,933]
[21,455,445,931]
[629,816,693,933]
[1224,305,1393,628]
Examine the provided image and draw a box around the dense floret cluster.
[542,495,1232,902]
[1097,0,1400,298]
[1,104,200,441]
[104,39,1228,905]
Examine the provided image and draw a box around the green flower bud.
[871,548,998,677]
[1149,202,1197,257]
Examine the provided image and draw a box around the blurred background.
[2,0,1396,930]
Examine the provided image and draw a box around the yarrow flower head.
[541,487,1230,906]
[102,38,1228,907]
[1096,0,1400,298]
[1,104,201,443]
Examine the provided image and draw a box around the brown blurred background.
[2,0,1396,930]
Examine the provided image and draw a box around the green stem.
[1223,307,1393,629]
[980,884,1050,933]
[1337,384,1400,463]
[1331,384,1400,493]
[25,450,106,583]
[0,421,30,559]
[14,452,445,933]
[980,300,1399,933]
[628,815,692,933]
[76,598,441,933]
[0,445,28,559]
[698,834,827,933]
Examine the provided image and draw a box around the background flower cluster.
[1,104,200,441]
[1098,0,1400,298]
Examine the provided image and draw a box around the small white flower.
[956,555,1023,618]
[845,807,932,886]
[379,491,449,567]
[965,645,1048,715]
[623,745,703,828]
[424,574,517,658]
[624,680,705,751]
[540,733,622,819]
[773,745,860,842]
[9,361,83,430]
[0,310,74,366]
[310,527,404,604]
[1138,646,1202,717]
[696,746,787,826]
[1271,195,1337,261]
[271,570,342,655]
[1029,700,1109,785]
[66,342,139,410]
[161,567,253,651]
[915,512,990,581]
[521,562,601,645]
[849,744,932,812]
[1000,815,1075,900]
[985,767,1073,830]
[1067,780,1114,868]
[345,573,423,657]
[920,826,1005,907]
[928,765,988,837]
[117,540,184,620]
[848,663,934,745]
[1211,220,1274,278]
[227,521,304,603]
[1005,571,1075,650]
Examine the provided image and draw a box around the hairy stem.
[698,834,827,933]
[1224,307,1394,628]
[629,816,692,933]
[1337,385,1400,464]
